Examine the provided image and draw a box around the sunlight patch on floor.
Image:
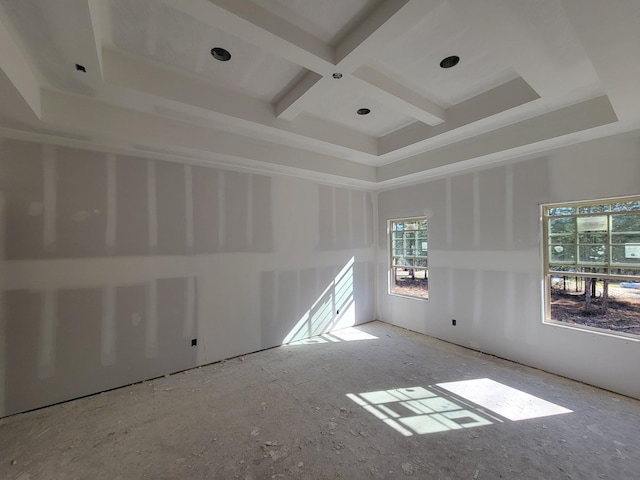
[437,378,573,421]
[288,326,378,345]
[348,379,573,436]
[347,386,493,437]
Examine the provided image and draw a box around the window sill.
[542,319,640,342]
[388,292,430,302]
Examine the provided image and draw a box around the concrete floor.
[1,321,639,480]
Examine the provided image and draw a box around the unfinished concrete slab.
[1,321,639,480]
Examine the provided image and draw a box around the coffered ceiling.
[1,0,639,188]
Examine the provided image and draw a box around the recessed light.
[332,73,343,79]
[357,108,371,115]
[440,55,460,68]
[75,63,86,72]
[211,47,231,62]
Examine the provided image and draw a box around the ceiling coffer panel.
[302,79,416,137]
[109,0,306,102]
[373,1,517,108]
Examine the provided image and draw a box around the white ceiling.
[0,0,639,188]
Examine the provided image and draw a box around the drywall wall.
[0,137,375,417]
[377,130,640,400]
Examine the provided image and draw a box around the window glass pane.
[611,213,640,233]
[578,204,608,214]
[578,245,607,263]
[612,245,640,265]
[549,264,576,273]
[549,277,640,336]
[576,216,608,234]
[549,245,575,263]
[576,266,608,274]
[614,268,640,277]
[548,234,573,245]
[578,233,608,244]
[548,217,575,234]
[547,206,575,216]
[611,200,640,212]
[610,233,640,244]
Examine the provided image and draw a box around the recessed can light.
[357,108,371,115]
[440,55,460,68]
[332,72,343,79]
[211,47,231,62]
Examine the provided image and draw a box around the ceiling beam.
[378,76,540,159]
[102,49,377,156]
[274,70,323,119]
[275,0,446,125]
[160,0,445,128]
[335,0,436,71]
[0,9,41,118]
[32,0,104,88]
[353,66,445,126]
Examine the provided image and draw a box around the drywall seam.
[246,174,253,247]
[147,160,158,252]
[217,170,225,248]
[101,286,116,365]
[106,154,117,253]
[331,187,337,247]
[471,271,483,348]
[371,190,379,320]
[363,191,369,247]
[505,271,516,340]
[505,164,514,248]
[184,165,194,252]
[445,177,453,245]
[447,268,454,318]
[348,191,354,246]
[37,290,57,379]
[184,277,196,339]
[145,279,158,358]
[43,145,56,252]
[473,172,480,248]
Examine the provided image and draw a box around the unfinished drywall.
[0,137,375,417]
[377,131,640,400]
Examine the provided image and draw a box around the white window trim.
[541,195,640,340]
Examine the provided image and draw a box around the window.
[543,196,640,338]
[390,217,428,299]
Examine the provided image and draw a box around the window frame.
[388,216,429,301]
[541,195,640,339]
